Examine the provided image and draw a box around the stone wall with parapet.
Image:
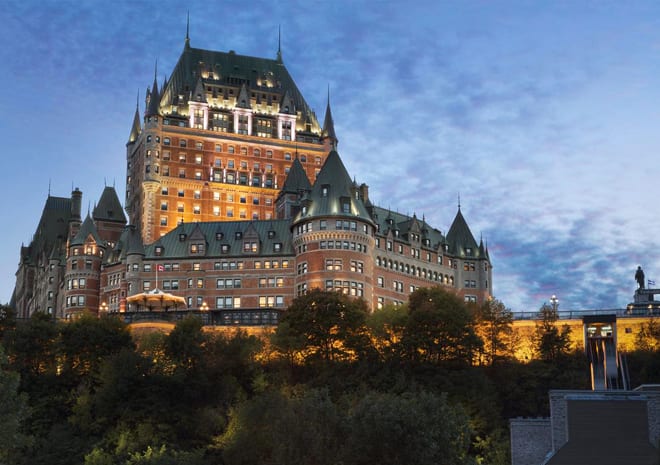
[509,417,551,465]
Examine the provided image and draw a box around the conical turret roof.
[446,208,480,257]
[70,214,102,247]
[127,99,141,144]
[293,150,373,225]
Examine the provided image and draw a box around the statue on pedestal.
[635,266,645,289]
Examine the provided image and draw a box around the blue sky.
[1,0,659,312]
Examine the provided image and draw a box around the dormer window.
[340,197,350,214]
[155,246,163,256]
[190,243,205,254]
[179,233,187,242]
[274,243,282,252]
[321,184,330,198]
[268,230,276,239]
[235,232,242,240]
[215,232,224,241]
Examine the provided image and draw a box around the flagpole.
[156,264,159,290]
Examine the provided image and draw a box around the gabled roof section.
[371,206,446,250]
[280,157,311,195]
[93,186,127,224]
[191,76,207,103]
[293,150,373,225]
[446,208,481,257]
[235,83,251,109]
[115,225,145,261]
[70,214,102,247]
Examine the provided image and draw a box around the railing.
[512,307,660,320]
[114,308,281,327]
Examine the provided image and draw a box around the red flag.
[157,264,165,272]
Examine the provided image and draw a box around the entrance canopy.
[126,288,187,311]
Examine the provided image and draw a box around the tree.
[0,344,31,464]
[273,290,372,363]
[534,303,572,361]
[475,298,514,365]
[365,303,408,360]
[219,389,342,465]
[401,287,482,365]
[59,313,134,380]
[342,391,475,465]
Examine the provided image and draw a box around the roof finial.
[136,89,140,110]
[154,59,158,84]
[458,193,461,210]
[185,11,190,46]
[48,179,51,196]
[276,25,282,63]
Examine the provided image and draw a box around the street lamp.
[550,295,559,313]
[100,302,108,313]
[200,302,209,312]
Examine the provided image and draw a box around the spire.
[276,25,283,63]
[185,11,190,49]
[145,61,160,117]
[321,86,338,149]
[128,89,141,144]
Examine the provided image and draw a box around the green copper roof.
[93,186,127,223]
[446,208,481,257]
[280,157,311,195]
[70,214,103,247]
[371,207,446,250]
[293,150,374,225]
[158,45,320,130]
[144,219,294,259]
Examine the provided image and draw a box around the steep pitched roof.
[446,208,481,257]
[143,219,294,259]
[158,44,320,131]
[21,195,72,266]
[70,214,102,247]
[145,64,160,117]
[321,95,338,148]
[370,206,446,250]
[127,101,141,144]
[293,150,373,225]
[93,186,127,223]
[280,157,311,195]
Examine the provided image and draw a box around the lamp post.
[200,301,209,325]
[100,302,108,314]
[550,295,559,313]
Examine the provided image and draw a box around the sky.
[1,0,660,312]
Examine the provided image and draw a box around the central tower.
[126,32,336,244]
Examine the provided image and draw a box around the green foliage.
[59,313,134,380]
[635,320,660,352]
[402,287,482,365]
[534,304,572,361]
[273,290,373,363]
[343,391,475,465]
[0,344,31,464]
[366,303,408,359]
[475,298,514,365]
